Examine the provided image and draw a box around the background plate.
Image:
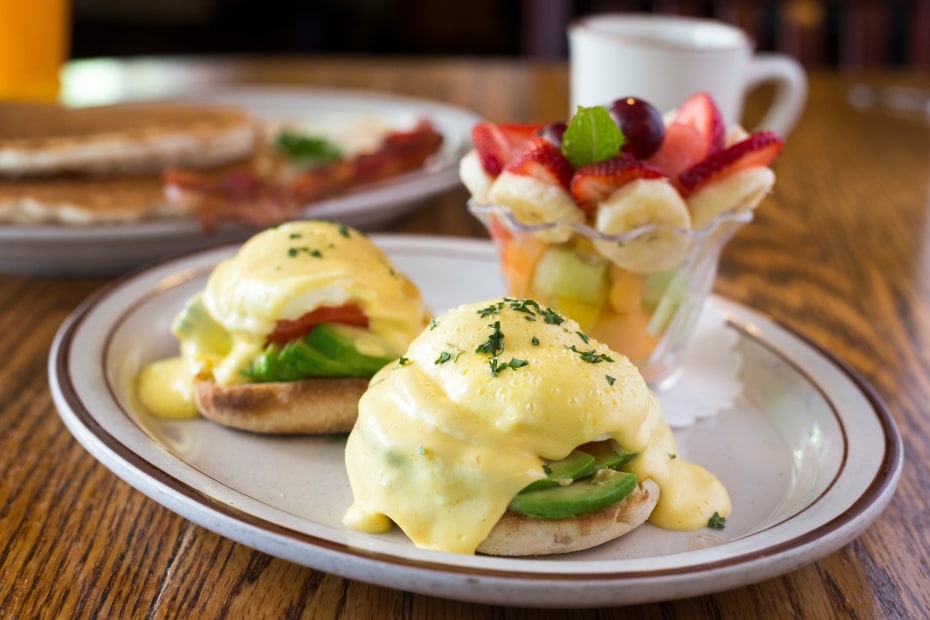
[1,86,480,276]
[49,236,902,608]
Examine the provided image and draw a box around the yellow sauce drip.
[136,357,198,419]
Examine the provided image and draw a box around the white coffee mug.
[569,14,807,136]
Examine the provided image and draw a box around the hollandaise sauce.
[137,220,430,420]
[343,298,730,554]
[136,357,198,419]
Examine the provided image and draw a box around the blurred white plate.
[49,236,902,608]
[1,86,479,276]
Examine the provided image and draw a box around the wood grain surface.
[1,57,928,619]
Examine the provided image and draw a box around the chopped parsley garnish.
[477,302,504,318]
[396,357,410,367]
[476,321,505,356]
[531,335,539,346]
[428,319,439,330]
[576,331,590,344]
[606,375,616,386]
[507,298,541,315]
[541,307,564,325]
[287,247,323,258]
[289,232,302,239]
[471,301,545,376]
[435,351,452,365]
[273,130,343,167]
[489,357,528,377]
[569,345,613,364]
[708,512,726,529]
[668,453,677,460]
[338,224,350,238]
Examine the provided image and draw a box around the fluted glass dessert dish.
[469,200,753,387]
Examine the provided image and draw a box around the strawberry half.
[678,130,784,195]
[674,91,726,156]
[504,136,573,189]
[570,154,667,214]
[646,122,706,178]
[471,122,543,177]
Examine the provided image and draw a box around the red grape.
[537,122,567,148]
[608,97,665,159]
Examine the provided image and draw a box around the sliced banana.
[592,178,692,274]
[487,171,582,243]
[458,149,493,203]
[687,166,775,229]
[724,124,750,147]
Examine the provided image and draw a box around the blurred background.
[70,0,930,69]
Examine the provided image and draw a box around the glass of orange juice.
[0,0,70,101]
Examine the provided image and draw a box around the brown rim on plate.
[48,236,903,603]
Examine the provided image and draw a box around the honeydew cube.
[531,246,609,307]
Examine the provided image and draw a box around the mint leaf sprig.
[560,106,624,168]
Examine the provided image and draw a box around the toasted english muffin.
[193,376,367,435]
[476,479,659,556]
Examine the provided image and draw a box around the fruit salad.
[461,93,782,385]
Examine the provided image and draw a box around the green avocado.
[242,322,396,383]
[305,323,396,376]
[508,469,638,519]
[577,440,637,470]
[520,450,597,493]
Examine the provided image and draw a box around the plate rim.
[47,235,904,606]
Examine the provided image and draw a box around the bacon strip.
[164,120,444,232]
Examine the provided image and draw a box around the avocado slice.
[305,323,396,376]
[508,469,638,519]
[242,323,397,382]
[244,343,300,382]
[244,339,358,382]
[520,450,597,493]
[577,440,637,470]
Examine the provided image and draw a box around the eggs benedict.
[137,220,430,433]
[342,297,730,555]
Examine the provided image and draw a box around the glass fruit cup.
[469,200,753,388]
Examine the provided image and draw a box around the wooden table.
[2,56,928,618]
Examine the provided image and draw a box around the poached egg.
[137,220,429,419]
[343,297,730,554]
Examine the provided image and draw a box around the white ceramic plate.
[1,86,480,276]
[49,236,902,609]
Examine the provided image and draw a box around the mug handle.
[744,53,808,136]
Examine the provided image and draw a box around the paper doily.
[657,307,743,428]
